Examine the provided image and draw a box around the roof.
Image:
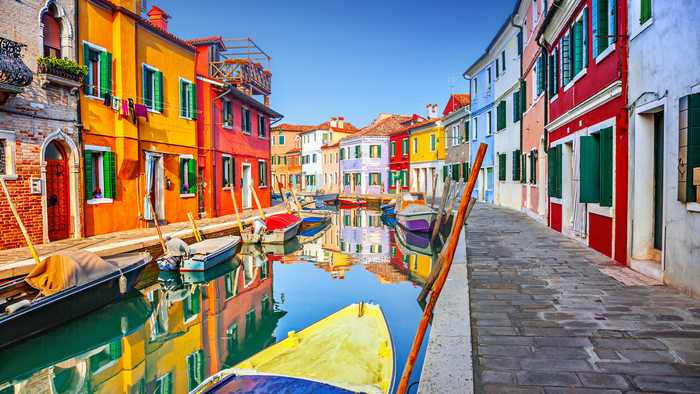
[188,35,226,49]
[351,114,413,138]
[442,94,471,116]
[272,123,317,133]
[322,141,340,149]
[314,120,359,133]
[224,86,282,118]
[286,148,301,154]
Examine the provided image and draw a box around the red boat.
[338,198,367,207]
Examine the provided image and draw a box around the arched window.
[42,4,62,58]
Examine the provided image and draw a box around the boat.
[299,215,331,233]
[242,213,302,244]
[0,251,150,349]
[380,200,396,216]
[0,292,152,382]
[180,236,240,271]
[338,197,367,207]
[162,258,240,285]
[315,192,339,205]
[395,224,435,256]
[297,220,331,243]
[396,204,436,233]
[192,303,394,394]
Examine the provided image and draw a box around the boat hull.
[396,212,435,232]
[315,193,339,204]
[180,236,241,272]
[0,252,150,349]
[261,220,301,244]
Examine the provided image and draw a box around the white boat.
[241,214,302,245]
[180,236,241,272]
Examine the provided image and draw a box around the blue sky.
[166,0,515,127]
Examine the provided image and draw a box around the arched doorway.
[45,141,69,241]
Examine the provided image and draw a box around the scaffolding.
[209,38,272,97]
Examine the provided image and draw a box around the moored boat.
[396,204,436,233]
[0,251,150,349]
[315,192,339,205]
[299,215,331,232]
[180,236,241,272]
[192,303,394,394]
[338,197,367,207]
[242,213,302,244]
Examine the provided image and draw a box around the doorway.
[45,141,69,241]
[653,112,664,251]
[144,152,165,222]
[242,163,252,209]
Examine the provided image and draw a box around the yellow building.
[409,119,445,196]
[79,0,198,236]
[408,253,433,284]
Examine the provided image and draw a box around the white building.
[627,0,700,295]
[300,117,357,192]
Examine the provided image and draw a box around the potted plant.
[37,57,87,89]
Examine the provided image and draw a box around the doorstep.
[629,258,664,282]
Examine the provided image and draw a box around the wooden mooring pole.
[430,178,451,242]
[396,143,487,394]
[146,193,167,254]
[229,186,244,234]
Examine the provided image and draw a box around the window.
[486,111,492,136]
[512,149,521,181]
[258,114,266,137]
[579,127,613,206]
[548,48,559,97]
[187,350,204,391]
[312,153,317,163]
[413,138,418,153]
[391,141,396,157]
[473,77,478,97]
[369,172,381,186]
[0,132,16,178]
[681,94,700,203]
[224,272,236,299]
[279,134,285,145]
[142,64,163,112]
[369,145,381,158]
[184,287,201,321]
[344,173,350,186]
[548,145,563,198]
[487,67,492,90]
[153,373,172,394]
[639,0,651,24]
[222,100,233,128]
[496,58,500,78]
[529,150,538,184]
[258,160,267,187]
[452,163,459,181]
[179,78,196,119]
[521,153,528,184]
[402,138,408,155]
[83,43,111,98]
[501,50,506,72]
[451,124,460,146]
[472,117,478,140]
[340,148,346,160]
[355,145,362,158]
[241,107,251,133]
[462,162,469,182]
[226,323,238,353]
[562,8,589,86]
[179,156,196,195]
[430,134,436,151]
[42,5,62,58]
[513,91,521,122]
[535,54,545,96]
[498,153,507,181]
[496,101,506,131]
[486,167,494,191]
[593,0,617,58]
[222,155,233,188]
[89,339,122,374]
[84,148,116,201]
[0,139,5,176]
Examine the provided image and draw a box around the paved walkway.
[467,204,700,393]
[0,204,287,279]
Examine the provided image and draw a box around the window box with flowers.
[37,56,86,91]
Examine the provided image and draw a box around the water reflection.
[0,208,439,393]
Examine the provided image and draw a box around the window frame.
[0,131,17,179]
[241,106,251,134]
[84,144,114,204]
[222,99,233,129]
[222,154,233,189]
[82,41,106,100]
[142,63,161,112]
[257,114,267,138]
[258,159,268,187]
[179,77,195,120]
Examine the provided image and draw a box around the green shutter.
[462,162,468,182]
[547,148,554,196]
[512,91,520,122]
[599,127,613,207]
[84,151,94,200]
[188,159,196,194]
[597,0,609,55]
[179,158,185,192]
[155,71,163,113]
[378,146,381,158]
[189,83,196,119]
[497,101,506,131]
[442,165,448,180]
[640,0,651,24]
[547,146,562,198]
[521,154,527,184]
[580,135,601,203]
[452,163,459,181]
[520,80,527,113]
[498,154,506,181]
[99,51,112,99]
[83,43,91,95]
[562,33,571,85]
[687,94,700,203]
[573,20,583,76]
[513,149,520,181]
[103,151,116,199]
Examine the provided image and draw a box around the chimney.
[426,104,439,119]
[330,117,338,128]
[147,6,170,32]
[337,116,345,128]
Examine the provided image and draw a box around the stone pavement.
[467,204,700,393]
[0,204,287,279]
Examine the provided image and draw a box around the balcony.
[208,38,272,97]
[0,37,33,104]
[37,57,86,93]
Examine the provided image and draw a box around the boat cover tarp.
[265,214,300,231]
[397,203,434,217]
[24,251,118,296]
[208,374,355,394]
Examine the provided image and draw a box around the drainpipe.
[538,38,549,149]
[212,84,233,217]
[75,0,85,238]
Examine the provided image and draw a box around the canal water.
[0,208,438,393]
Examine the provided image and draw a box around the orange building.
[79,1,199,235]
[271,123,311,192]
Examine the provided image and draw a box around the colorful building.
[388,114,424,193]
[626,1,700,293]
[491,15,523,212]
[339,209,389,264]
[285,148,302,191]
[79,2,198,236]
[408,113,446,198]
[300,117,357,192]
[541,0,629,262]
[190,36,281,216]
[321,142,340,193]
[271,123,311,191]
[442,95,471,185]
[340,114,410,195]
[464,53,497,202]
[0,0,81,248]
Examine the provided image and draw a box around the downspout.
[75,0,85,238]
[212,85,233,217]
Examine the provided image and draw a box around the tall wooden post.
[249,184,266,220]
[229,186,244,233]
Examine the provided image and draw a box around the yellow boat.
[193,303,395,394]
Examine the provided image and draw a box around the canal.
[0,208,436,393]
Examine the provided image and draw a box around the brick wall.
[0,0,80,249]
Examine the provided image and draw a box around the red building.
[389,114,424,193]
[190,37,282,217]
[540,0,628,262]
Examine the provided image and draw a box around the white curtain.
[144,153,154,221]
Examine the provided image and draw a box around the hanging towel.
[128,99,136,124]
[121,99,130,117]
[103,92,112,106]
[134,104,149,120]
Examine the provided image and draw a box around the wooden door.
[46,159,69,241]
